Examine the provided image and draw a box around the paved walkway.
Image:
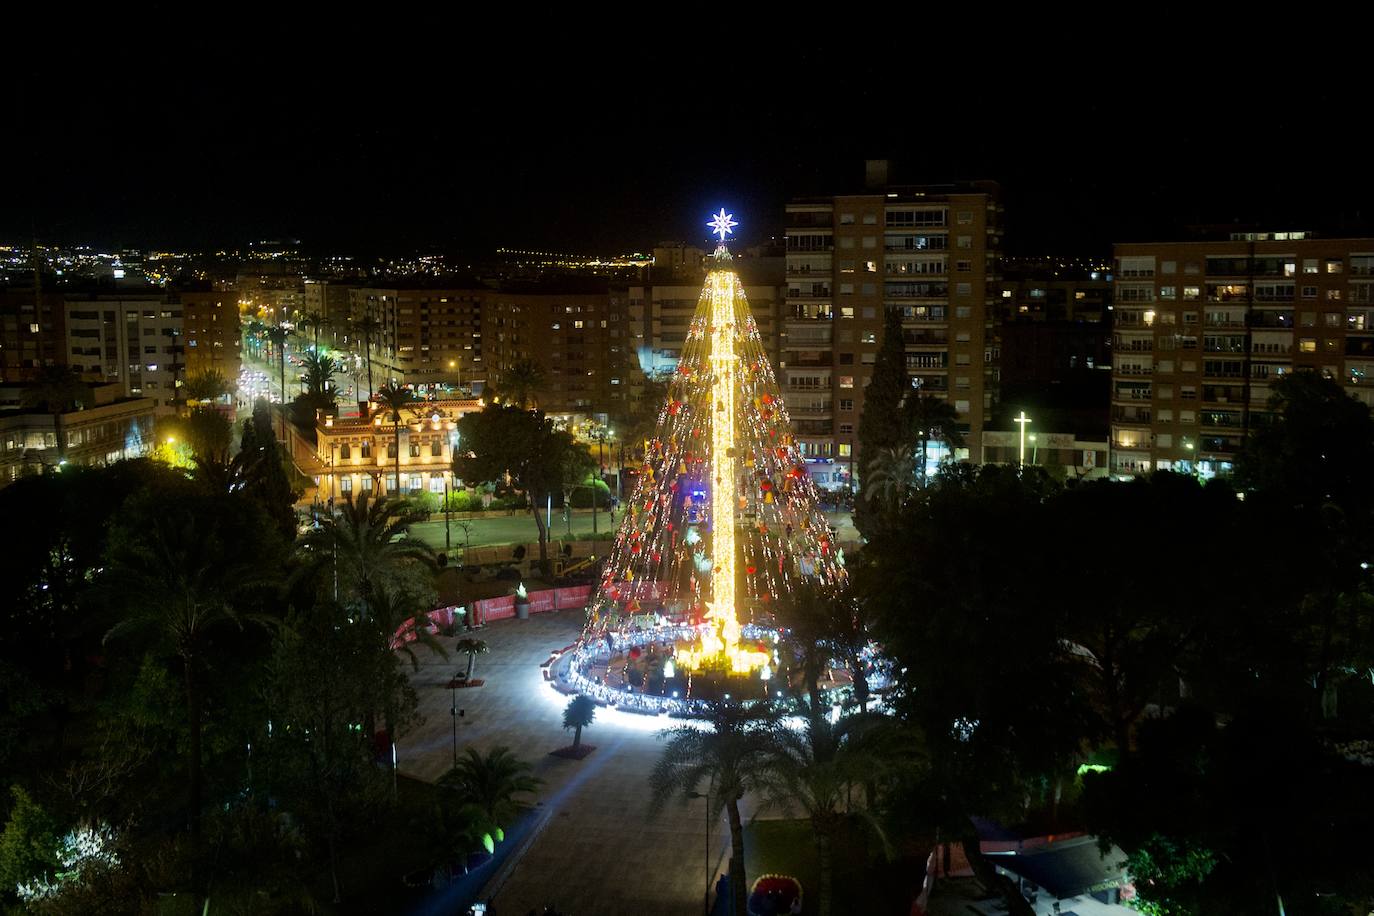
[398,610,738,916]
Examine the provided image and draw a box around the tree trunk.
[395,423,402,500]
[184,655,203,843]
[465,651,476,680]
[573,724,582,750]
[531,500,550,575]
[816,824,834,916]
[849,655,869,714]
[962,833,1034,916]
[366,345,374,402]
[726,795,748,916]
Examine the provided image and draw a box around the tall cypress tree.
[855,306,909,537]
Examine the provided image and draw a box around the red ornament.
[629,647,641,658]
[762,393,773,404]
[746,564,757,575]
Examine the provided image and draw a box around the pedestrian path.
[399,611,734,915]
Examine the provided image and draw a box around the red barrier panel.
[554,586,592,610]
[527,590,556,614]
[477,595,516,623]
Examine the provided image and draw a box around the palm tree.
[23,365,90,463]
[102,496,277,844]
[454,637,488,681]
[297,312,325,352]
[356,315,385,401]
[438,746,542,829]
[374,383,420,500]
[562,694,596,751]
[244,318,267,360]
[903,394,964,485]
[300,352,340,400]
[649,702,781,916]
[762,715,891,916]
[500,359,546,410]
[864,445,918,511]
[264,323,291,409]
[298,492,436,615]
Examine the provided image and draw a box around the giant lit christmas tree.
[584,210,847,678]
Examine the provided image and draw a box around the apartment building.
[482,287,637,418]
[0,286,66,380]
[1109,233,1374,477]
[623,281,784,377]
[0,382,155,485]
[347,285,487,388]
[63,293,184,412]
[784,177,1003,489]
[177,288,241,380]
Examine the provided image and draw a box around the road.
[407,509,859,550]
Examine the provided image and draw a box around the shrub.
[568,479,611,508]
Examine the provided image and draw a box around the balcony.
[789,404,834,418]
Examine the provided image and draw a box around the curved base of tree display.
[549,744,597,760]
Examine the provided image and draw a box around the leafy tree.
[454,637,488,681]
[100,481,284,846]
[855,307,908,538]
[498,359,546,410]
[1234,371,1374,716]
[261,601,407,905]
[455,405,586,574]
[437,746,541,829]
[859,464,1088,916]
[201,803,317,916]
[236,399,300,540]
[561,695,596,750]
[182,407,233,463]
[649,702,781,916]
[22,366,90,464]
[1084,705,1374,915]
[0,785,60,896]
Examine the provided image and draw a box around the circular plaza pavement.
[398,609,746,916]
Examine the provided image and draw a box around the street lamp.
[687,787,712,916]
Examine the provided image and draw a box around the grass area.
[743,818,918,916]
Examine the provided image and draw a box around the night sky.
[7,33,1371,257]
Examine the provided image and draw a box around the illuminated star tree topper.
[708,208,739,243]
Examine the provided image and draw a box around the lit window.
[839,376,854,388]
[838,443,852,456]
[1300,339,1317,353]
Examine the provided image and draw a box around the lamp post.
[1029,433,1038,467]
[1014,411,1032,465]
[687,788,711,916]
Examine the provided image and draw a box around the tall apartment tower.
[784,179,1003,490]
[1110,233,1374,477]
